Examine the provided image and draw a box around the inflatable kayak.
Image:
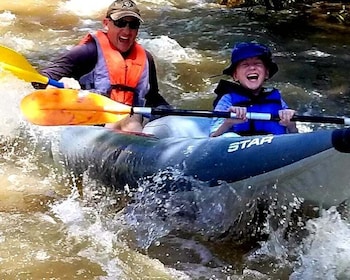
[19,88,350,218]
[19,88,350,241]
[58,115,350,209]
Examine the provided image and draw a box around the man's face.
[104,16,140,53]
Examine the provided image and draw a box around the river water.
[1,0,350,279]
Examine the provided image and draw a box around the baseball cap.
[106,0,143,22]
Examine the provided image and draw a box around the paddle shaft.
[133,107,350,125]
[291,115,350,125]
[47,78,64,88]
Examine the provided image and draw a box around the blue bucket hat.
[223,42,278,78]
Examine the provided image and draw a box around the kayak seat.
[142,116,212,139]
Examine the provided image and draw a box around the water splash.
[49,176,191,279]
[0,73,32,137]
[290,207,350,279]
[124,168,289,249]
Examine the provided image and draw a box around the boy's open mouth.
[247,73,259,80]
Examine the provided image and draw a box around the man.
[33,0,170,132]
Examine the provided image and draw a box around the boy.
[210,42,298,137]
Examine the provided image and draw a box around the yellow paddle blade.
[20,88,132,126]
[1,63,49,84]
[0,45,49,84]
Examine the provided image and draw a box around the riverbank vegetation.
[218,1,350,33]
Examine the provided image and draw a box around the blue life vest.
[227,87,287,135]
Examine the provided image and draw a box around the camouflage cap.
[106,0,143,22]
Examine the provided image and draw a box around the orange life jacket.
[79,31,147,105]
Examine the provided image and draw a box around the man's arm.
[32,42,97,89]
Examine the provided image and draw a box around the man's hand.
[47,77,81,89]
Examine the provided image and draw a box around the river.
[1,0,350,279]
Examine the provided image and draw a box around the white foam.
[139,35,202,64]
[0,72,33,137]
[58,0,113,17]
[0,11,16,27]
[290,207,350,279]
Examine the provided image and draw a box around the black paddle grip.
[332,128,350,153]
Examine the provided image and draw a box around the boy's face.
[233,57,269,93]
